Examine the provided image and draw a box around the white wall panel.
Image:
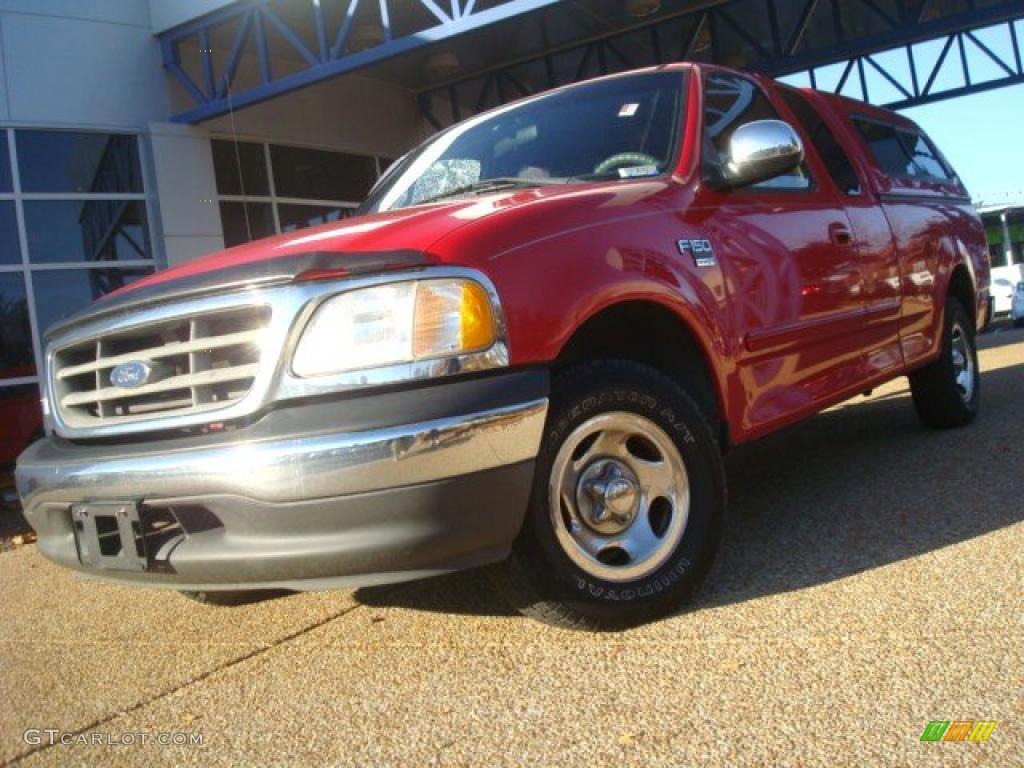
[149,0,232,34]
[147,122,224,265]
[0,0,150,27]
[1,13,168,127]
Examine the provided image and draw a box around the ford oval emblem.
[109,361,152,389]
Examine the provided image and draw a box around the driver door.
[690,72,866,435]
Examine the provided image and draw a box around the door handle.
[829,222,854,247]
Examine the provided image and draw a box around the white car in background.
[991,276,1016,315]
[987,264,1024,330]
[990,267,1022,314]
[1012,281,1024,328]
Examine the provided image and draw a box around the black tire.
[1014,318,1024,329]
[908,298,980,429]
[490,360,726,630]
[180,590,282,606]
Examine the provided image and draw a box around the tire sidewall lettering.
[572,557,692,602]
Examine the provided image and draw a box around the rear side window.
[778,88,861,196]
[896,130,951,180]
[702,73,811,191]
[853,118,952,181]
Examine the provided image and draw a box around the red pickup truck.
[16,64,988,629]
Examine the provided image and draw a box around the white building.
[0,0,436,461]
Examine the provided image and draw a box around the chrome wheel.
[549,411,690,582]
[951,322,975,403]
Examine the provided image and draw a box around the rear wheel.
[491,360,725,630]
[909,298,980,428]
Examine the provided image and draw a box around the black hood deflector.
[45,250,429,340]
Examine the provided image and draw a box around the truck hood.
[131,197,507,291]
[47,179,671,337]
[44,189,551,337]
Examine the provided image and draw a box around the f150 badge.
[677,238,716,268]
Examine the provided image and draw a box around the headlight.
[292,278,499,378]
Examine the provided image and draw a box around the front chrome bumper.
[16,372,548,591]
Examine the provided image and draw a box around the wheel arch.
[947,262,977,329]
[553,299,729,447]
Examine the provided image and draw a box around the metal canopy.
[160,0,1024,124]
[160,0,565,122]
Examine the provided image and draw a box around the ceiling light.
[426,51,460,81]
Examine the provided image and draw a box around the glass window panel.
[278,203,351,232]
[211,139,270,196]
[778,87,862,196]
[31,267,153,336]
[702,73,811,191]
[0,383,42,464]
[219,201,275,247]
[24,200,152,264]
[0,272,34,379]
[853,119,917,178]
[270,145,376,201]
[0,202,21,265]
[0,132,12,193]
[16,130,143,194]
[897,129,951,180]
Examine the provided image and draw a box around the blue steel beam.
[791,21,1024,110]
[161,0,564,123]
[417,0,1024,126]
[164,0,1024,124]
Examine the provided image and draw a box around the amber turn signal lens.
[412,280,496,359]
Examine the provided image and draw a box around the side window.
[778,88,862,196]
[853,119,915,177]
[896,129,951,180]
[702,73,811,191]
[854,118,953,182]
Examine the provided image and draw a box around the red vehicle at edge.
[17,64,988,629]
[0,365,41,467]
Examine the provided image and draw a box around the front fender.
[428,186,736,424]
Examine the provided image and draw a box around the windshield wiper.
[416,176,566,206]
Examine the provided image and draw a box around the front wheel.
[908,298,980,428]
[180,590,282,606]
[490,361,725,630]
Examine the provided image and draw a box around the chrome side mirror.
[724,119,804,188]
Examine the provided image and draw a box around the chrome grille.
[53,305,271,429]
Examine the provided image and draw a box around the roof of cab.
[802,87,920,131]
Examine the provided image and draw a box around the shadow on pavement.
[357,358,1024,620]
[978,322,1024,350]
[0,468,33,550]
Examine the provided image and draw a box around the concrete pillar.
[1001,212,1013,265]
[147,122,224,268]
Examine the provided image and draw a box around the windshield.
[361,71,686,214]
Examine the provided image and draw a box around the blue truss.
[163,0,1024,125]
[160,0,564,123]
[785,20,1024,109]
[416,0,1024,127]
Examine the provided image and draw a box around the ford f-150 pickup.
[16,64,989,629]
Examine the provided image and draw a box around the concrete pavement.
[2,328,1022,767]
